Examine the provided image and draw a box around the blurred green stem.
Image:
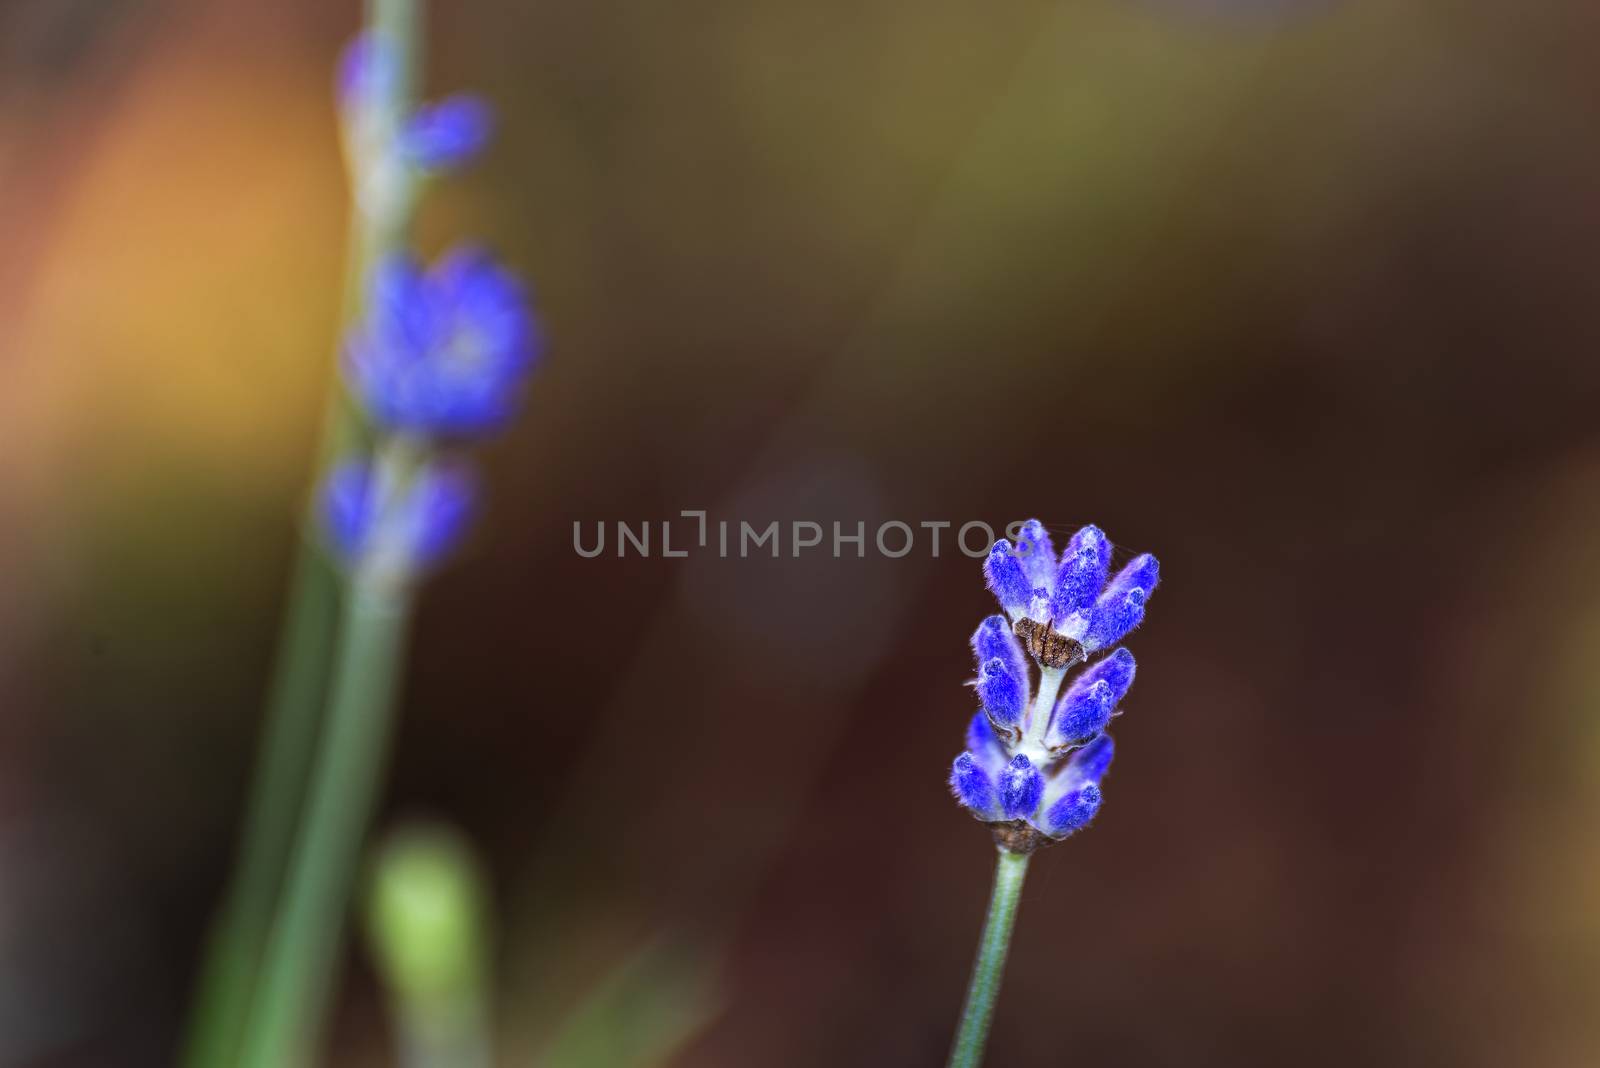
[181,1,421,1064]
[947,849,1029,1068]
[366,821,496,1068]
[397,1001,493,1068]
[237,566,414,1068]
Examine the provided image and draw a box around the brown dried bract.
[1012,618,1085,670]
[990,819,1052,855]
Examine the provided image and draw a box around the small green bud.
[365,821,489,1007]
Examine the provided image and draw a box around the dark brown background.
[4,0,1600,1064]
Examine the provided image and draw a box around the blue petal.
[971,615,1027,693]
[1050,525,1110,621]
[402,95,495,170]
[318,460,475,570]
[999,755,1044,819]
[1085,553,1160,649]
[337,31,397,112]
[951,753,997,816]
[1067,734,1115,786]
[1041,783,1102,837]
[1051,679,1115,746]
[976,658,1026,729]
[321,460,376,559]
[984,541,1031,615]
[401,466,476,563]
[1051,649,1136,745]
[965,710,1004,764]
[1013,519,1057,591]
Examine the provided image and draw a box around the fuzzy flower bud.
[1049,524,1111,630]
[1084,553,1160,650]
[951,752,999,818]
[983,541,1032,616]
[999,755,1044,821]
[1048,648,1136,748]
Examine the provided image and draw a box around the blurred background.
[5,0,1600,1064]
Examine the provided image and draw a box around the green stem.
[397,1001,493,1068]
[237,572,414,1068]
[947,849,1030,1068]
[181,547,343,1068]
[180,2,421,1063]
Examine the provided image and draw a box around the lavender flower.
[401,96,494,170]
[322,458,475,575]
[345,248,541,436]
[321,37,540,579]
[951,522,1159,846]
[337,32,496,227]
[337,31,397,114]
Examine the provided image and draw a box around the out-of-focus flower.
[337,31,397,116]
[401,96,494,171]
[345,248,541,436]
[322,458,475,575]
[337,32,496,221]
[953,522,1159,845]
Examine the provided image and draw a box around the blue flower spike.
[950,520,1158,851]
[322,32,540,589]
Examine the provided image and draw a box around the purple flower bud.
[337,31,396,113]
[984,541,1031,615]
[976,658,1026,729]
[999,755,1044,820]
[320,459,475,570]
[401,95,494,170]
[345,247,541,436]
[1050,524,1110,622]
[971,616,1028,726]
[1013,519,1057,591]
[972,615,1027,683]
[1042,783,1101,838]
[403,466,475,562]
[966,710,1004,765]
[951,753,998,817]
[1049,648,1136,747]
[1085,553,1159,650]
[323,461,376,560]
[1067,734,1115,786]
[1052,679,1114,746]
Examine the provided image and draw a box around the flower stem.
[179,1,421,1063]
[236,572,414,1068]
[1023,664,1066,747]
[947,848,1030,1068]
